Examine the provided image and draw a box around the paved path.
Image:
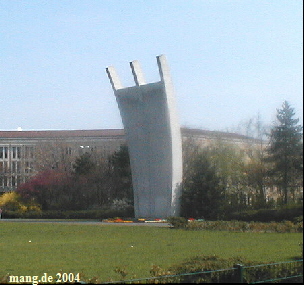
[0,219,171,227]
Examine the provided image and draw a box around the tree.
[34,140,75,173]
[16,170,71,210]
[232,113,269,141]
[72,153,112,209]
[181,151,224,219]
[16,149,127,211]
[266,101,303,204]
[225,114,271,208]
[182,137,268,215]
[107,145,133,204]
[205,140,255,211]
[245,158,268,208]
[73,153,95,175]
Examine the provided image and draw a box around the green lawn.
[0,222,302,282]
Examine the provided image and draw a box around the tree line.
[1,101,302,219]
[182,101,302,218]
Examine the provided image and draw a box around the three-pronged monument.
[106,55,183,218]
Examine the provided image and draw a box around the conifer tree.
[108,145,133,202]
[181,151,224,219]
[267,101,303,204]
[73,152,95,175]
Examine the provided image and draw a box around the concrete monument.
[106,55,182,218]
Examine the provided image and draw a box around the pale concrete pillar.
[106,55,183,218]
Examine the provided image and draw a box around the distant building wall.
[0,130,124,193]
[0,128,259,193]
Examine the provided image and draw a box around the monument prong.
[106,66,123,91]
[130,60,146,86]
[156,54,169,83]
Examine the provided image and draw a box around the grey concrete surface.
[106,55,183,218]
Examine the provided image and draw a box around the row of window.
[0,175,24,188]
[0,161,33,174]
[0,146,34,160]
[0,143,121,160]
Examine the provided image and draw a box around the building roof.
[0,129,125,139]
[180,128,252,140]
[0,128,254,141]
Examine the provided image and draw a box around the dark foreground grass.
[0,222,302,282]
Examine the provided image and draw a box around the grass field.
[1,222,302,282]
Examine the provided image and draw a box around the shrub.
[1,206,134,219]
[148,256,303,283]
[170,220,303,233]
[186,220,204,230]
[0,192,41,214]
[167,217,188,229]
[228,205,303,222]
[0,192,21,211]
[158,255,255,283]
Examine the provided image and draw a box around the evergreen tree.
[266,101,303,204]
[181,151,224,219]
[73,153,95,175]
[108,145,133,202]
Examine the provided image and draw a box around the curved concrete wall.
[106,55,182,218]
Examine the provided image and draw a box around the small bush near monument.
[167,216,188,228]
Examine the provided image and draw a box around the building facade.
[0,128,259,193]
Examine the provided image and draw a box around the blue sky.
[1,0,303,133]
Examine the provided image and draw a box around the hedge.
[227,205,303,222]
[1,207,134,220]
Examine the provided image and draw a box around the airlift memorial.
[106,55,183,218]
